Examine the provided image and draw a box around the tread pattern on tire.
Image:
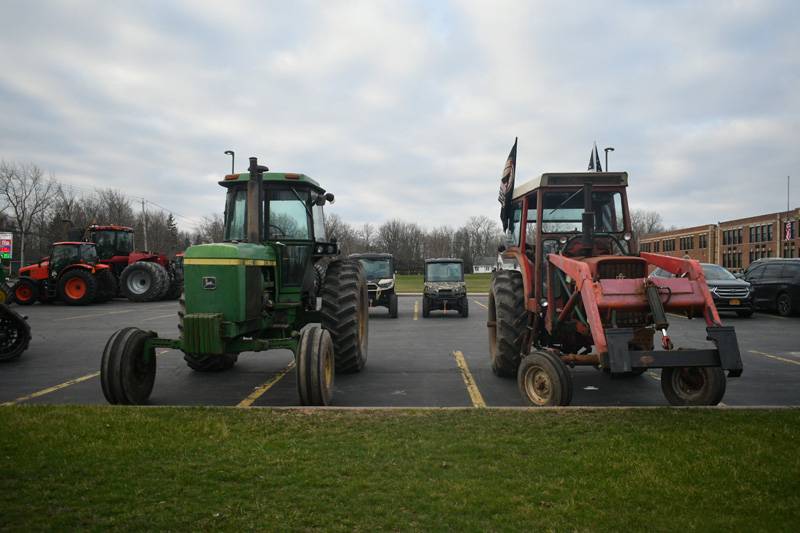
[100,327,156,405]
[660,366,726,406]
[183,352,238,372]
[120,261,169,302]
[58,269,98,306]
[490,270,527,377]
[517,350,573,406]
[297,325,334,406]
[320,259,368,374]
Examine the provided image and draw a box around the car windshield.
[359,259,392,280]
[426,262,463,282]
[702,264,736,280]
[541,190,625,233]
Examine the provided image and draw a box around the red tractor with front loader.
[14,242,115,306]
[82,225,182,301]
[490,151,742,406]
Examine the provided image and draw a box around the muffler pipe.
[247,157,268,243]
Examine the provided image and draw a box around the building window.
[767,224,773,241]
[654,241,660,252]
[749,250,754,263]
[749,227,755,243]
[699,234,707,249]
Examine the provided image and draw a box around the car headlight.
[377,278,394,289]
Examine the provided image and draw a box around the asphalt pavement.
[2,296,799,408]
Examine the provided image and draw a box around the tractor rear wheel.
[13,279,39,306]
[100,327,157,405]
[58,269,98,305]
[660,366,726,406]
[120,261,169,302]
[297,325,335,406]
[388,293,398,318]
[95,270,117,302]
[183,353,238,372]
[0,304,31,361]
[489,270,526,377]
[517,350,573,406]
[320,259,368,374]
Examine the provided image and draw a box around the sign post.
[0,232,12,261]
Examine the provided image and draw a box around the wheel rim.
[523,365,552,405]
[64,278,87,300]
[15,285,33,302]
[324,347,334,388]
[127,271,151,295]
[778,296,790,315]
[671,368,707,401]
[0,317,23,352]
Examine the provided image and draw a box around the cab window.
[268,189,311,240]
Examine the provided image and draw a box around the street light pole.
[604,147,615,172]
[224,150,235,174]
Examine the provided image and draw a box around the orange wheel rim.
[16,286,32,301]
[65,278,87,299]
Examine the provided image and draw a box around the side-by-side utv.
[349,253,398,318]
[423,258,468,318]
[100,157,369,406]
[490,166,743,406]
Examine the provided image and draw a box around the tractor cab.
[22,242,102,281]
[86,225,135,260]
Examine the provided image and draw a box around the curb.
[396,293,489,297]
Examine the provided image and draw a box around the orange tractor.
[490,145,742,406]
[15,242,115,306]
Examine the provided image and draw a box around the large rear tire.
[297,325,335,406]
[0,304,31,362]
[120,261,169,302]
[489,270,526,377]
[517,350,573,406]
[100,327,157,405]
[58,269,98,306]
[660,366,726,406]
[320,259,368,374]
[14,278,39,306]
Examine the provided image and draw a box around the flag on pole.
[587,142,603,172]
[499,138,518,231]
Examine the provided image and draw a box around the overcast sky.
[1,0,798,233]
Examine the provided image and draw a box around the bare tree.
[0,161,57,267]
[631,208,665,237]
[197,214,225,243]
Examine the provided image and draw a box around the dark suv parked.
[651,263,754,317]
[742,258,800,316]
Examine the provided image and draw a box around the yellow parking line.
[0,349,171,406]
[749,350,800,367]
[413,300,419,321]
[1,371,100,406]
[140,313,179,322]
[237,361,296,408]
[472,299,488,310]
[452,350,486,408]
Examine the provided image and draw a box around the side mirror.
[325,192,335,204]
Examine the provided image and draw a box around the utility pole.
[141,198,148,251]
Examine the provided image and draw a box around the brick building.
[639,208,800,272]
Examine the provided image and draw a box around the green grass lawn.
[396,273,492,293]
[2,406,798,531]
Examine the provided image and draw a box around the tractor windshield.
[541,191,625,234]
[426,262,463,282]
[224,188,247,241]
[92,230,134,258]
[268,189,311,240]
[359,258,392,280]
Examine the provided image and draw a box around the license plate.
[729,299,740,306]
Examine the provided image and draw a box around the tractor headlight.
[316,245,325,254]
[623,232,632,241]
[559,236,568,245]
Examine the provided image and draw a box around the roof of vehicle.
[425,257,463,264]
[88,225,134,232]
[219,172,322,191]
[349,253,393,260]
[513,172,628,201]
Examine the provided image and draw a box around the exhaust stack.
[247,157,268,243]
[581,181,595,255]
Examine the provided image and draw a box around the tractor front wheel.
[320,259,368,374]
[517,350,573,406]
[297,325,335,406]
[489,270,526,377]
[101,327,157,405]
[58,269,98,305]
[13,279,39,306]
[661,366,726,406]
[120,261,169,302]
[183,353,238,372]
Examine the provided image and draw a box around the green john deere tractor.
[100,157,369,406]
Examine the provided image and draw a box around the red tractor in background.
[15,242,115,306]
[490,153,743,406]
[83,225,182,301]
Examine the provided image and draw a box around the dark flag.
[587,142,603,172]
[499,138,518,231]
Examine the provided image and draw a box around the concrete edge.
[8,404,796,411]
[396,293,489,297]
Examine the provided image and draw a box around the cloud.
[0,0,798,234]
